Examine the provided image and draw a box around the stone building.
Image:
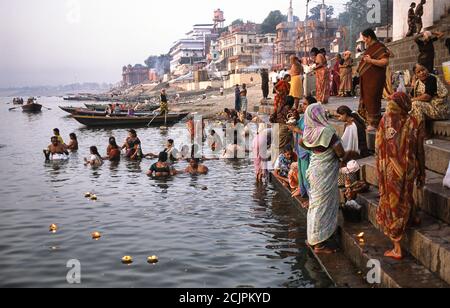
[122,64,149,86]
[296,19,340,57]
[218,29,275,73]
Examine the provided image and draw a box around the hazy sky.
[0,0,346,87]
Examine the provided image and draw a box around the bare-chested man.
[44,136,69,160]
[289,55,304,110]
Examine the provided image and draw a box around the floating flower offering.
[49,224,58,233]
[91,232,101,240]
[90,194,98,201]
[85,192,92,198]
[122,256,133,264]
[147,256,159,264]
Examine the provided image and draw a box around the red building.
[122,64,149,86]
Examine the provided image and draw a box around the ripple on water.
[0,98,331,287]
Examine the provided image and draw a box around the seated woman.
[147,152,177,178]
[411,63,449,127]
[185,158,209,175]
[84,146,103,167]
[273,146,294,186]
[103,137,121,162]
[67,133,78,152]
[121,129,143,160]
[336,106,370,160]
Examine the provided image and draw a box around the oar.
[147,112,160,127]
[42,106,52,110]
[9,106,20,111]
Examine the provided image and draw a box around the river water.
[0,97,331,288]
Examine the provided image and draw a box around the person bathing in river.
[84,146,103,167]
[44,136,69,160]
[67,133,78,152]
[121,129,143,160]
[103,137,121,162]
[273,146,294,187]
[184,158,209,175]
[147,152,177,177]
[53,128,65,146]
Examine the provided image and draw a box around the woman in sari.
[376,92,425,260]
[312,48,330,104]
[330,54,341,96]
[288,96,317,201]
[411,63,449,127]
[274,74,291,113]
[357,29,390,131]
[339,51,353,97]
[301,103,346,254]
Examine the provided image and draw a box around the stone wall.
[387,11,450,87]
[393,0,449,41]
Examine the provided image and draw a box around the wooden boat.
[71,113,189,127]
[59,106,157,117]
[22,103,43,113]
[84,103,159,112]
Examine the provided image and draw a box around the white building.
[393,0,449,41]
[218,32,276,72]
[169,24,215,76]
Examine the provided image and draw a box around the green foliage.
[261,10,287,34]
[309,5,335,21]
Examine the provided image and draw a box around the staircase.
[327,117,450,288]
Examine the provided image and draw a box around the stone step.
[342,221,449,288]
[424,139,450,175]
[329,120,376,151]
[269,173,370,288]
[270,171,448,287]
[358,156,450,225]
[356,188,450,285]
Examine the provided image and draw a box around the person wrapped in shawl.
[357,29,390,131]
[376,92,425,260]
[274,74,291,113]
[311,48,330,104]
[300,103,346,254]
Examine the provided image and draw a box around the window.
[241,38,244,44]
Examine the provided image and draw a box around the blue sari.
[294,116,311,198]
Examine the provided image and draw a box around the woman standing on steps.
[301,103,346,254]
[376,92,426,260]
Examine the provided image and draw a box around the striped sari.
[303,103,340,246]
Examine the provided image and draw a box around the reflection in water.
[0,97,331,288]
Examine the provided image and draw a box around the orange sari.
[315,54,330,104]
[274,80,290,113]
[376,93,424,242]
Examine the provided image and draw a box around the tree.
[231,19,244,26]
[338,0,393,52]
[309,5,334,21]
[261,10,287,34]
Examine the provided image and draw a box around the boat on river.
[22,103,43,113]
[84,103,159,112]
[71,112,189,127]
[59,106,156,117]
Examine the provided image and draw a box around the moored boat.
[84,103,159,112]
[71,113,189,127]
[59,106,157,117]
